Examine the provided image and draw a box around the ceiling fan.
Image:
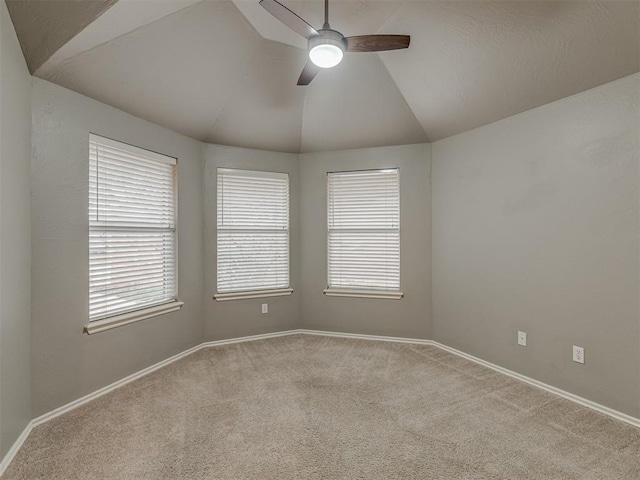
[259,0,410,85]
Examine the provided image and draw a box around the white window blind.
[89,134,177,323]
[327,169,400,291]
[217,168,290,294]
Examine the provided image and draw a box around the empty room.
[0,0,639,478]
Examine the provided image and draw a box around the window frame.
[85,134,182,334]
[214,167,292,301]
[324,168,403,300]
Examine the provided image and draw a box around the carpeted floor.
[4,334,639,479]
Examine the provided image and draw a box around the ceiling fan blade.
[259,0,319,39]
[345,35,410,52]
[297,61,320,86]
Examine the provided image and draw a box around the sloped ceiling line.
[376,0,639,142]
[204,38,308,153]
[11,0,639,153]
[373,50,431,144]
[6,0,119,73]
[35,0,202,78]
[201,37,266,143]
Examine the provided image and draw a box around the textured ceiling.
[379,1,640,142]
[11,0,640,152]
[5,0,118,73]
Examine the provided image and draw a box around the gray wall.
[202,144,300,341]
[431,73,640,417]
[0,0,32,457]
[30,78,204,417]
[16,66,640,432]
[299,144,431,339]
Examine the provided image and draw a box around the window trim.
[214,288,293,302]
[215,167,291,299]
[323,288,403,300]
[326,168,402,298]
[84,301,184,334]
[88,134,177,166]
[86,134,179,333]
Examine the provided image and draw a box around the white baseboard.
[300,329,640,429]
[430,340,640,429]
[31,330,300,429]
[200,329,301,348]
[0,421,33,478]
[1,341,202,477]
[298,329,432,345]
[0,330,299,477]
[2,328,638,476]
[31,344,202,428]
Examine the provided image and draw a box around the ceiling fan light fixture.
[308,30,345,68]
[309,44,343,68]
[259,0,410,84]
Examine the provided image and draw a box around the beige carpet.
[4,334,639,479]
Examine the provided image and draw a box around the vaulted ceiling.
[7,0,639,153]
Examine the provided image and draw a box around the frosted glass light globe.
[309,44,344,68]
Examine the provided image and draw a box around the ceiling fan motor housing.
[258,0,410,83]
[309,29,346,49]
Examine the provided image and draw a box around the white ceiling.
[23,0,640,152]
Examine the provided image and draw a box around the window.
[215,168,291,300]
[87,134,181,334]
[326,169,402,299]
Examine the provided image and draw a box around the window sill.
[84,301,184,335]
[323,288,404,300]
[214,288,293,302]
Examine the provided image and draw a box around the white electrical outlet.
[572,345,584,364]
[261,303,268,314]
[517,331,527,347]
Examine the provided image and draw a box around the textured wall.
[299,144,432,339]
[202,144,301,341]
[22,69,640,429]
[0,0,32,457]
[30,79,204,417]
[431,73,640,417]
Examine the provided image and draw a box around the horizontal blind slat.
[89,136,177,321]
[327,169,400,291]
[217,169,289,293]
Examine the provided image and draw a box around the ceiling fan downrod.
[323,0,330,29]
[259,0,411,85]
